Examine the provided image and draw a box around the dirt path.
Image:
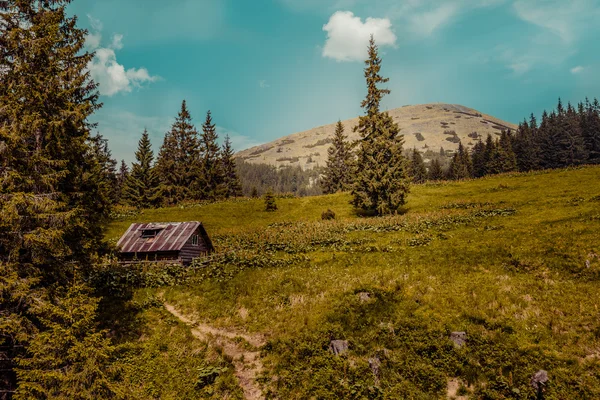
[163,303,266,400]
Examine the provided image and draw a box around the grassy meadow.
[107,166,600,399]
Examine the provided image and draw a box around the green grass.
[105,290,243,399]
[108,166,600,399]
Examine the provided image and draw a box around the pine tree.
[198,110,224,200]
[264,189,277,211]
[497,130,518,172]
[116,160,130,203]
[560,103,587,165]
[409,148,427,183]
[0,1,116,397]
[427,158,445,181]
[321,120,354,193]
[448,142,472,180]
[513,120,540,172]
[483,134,502,175]
[540,101,587,168]
[471,139,486,177]
[156,100,201,205]
[122,130,161,208]
[351,36,410,215]
[89,133,118,205]
[220,135,243,198]
[582,98,600,163]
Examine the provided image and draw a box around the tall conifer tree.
[428,158,445,181]
[497,130,518,172]
[89,133,118,205]
[322,120,354,193]
[220,135,243,198]
[122,130,161,208]
[471,139,486,177]
[156,100,200,204]
[582,98,600,163]
[351,36,410,215]
[409,148,427,183]
[198,110,224,200]
[116,160,130,203]
[448,142,472,180]
[0,1,116,397]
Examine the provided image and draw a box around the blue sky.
[68,0,600,164]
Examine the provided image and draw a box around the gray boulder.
[329,340,349,356]
[450,331,467,348]
[531,370,549,392]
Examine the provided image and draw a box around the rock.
[357,292,372,302]
[329,340,349,356]
[531,370,549,392]
[450,331,467,348]
[368,356,381,383]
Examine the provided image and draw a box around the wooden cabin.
[117,221,214,266]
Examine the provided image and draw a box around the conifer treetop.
[361,35,390,117]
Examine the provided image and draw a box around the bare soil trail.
[163,303,266,400]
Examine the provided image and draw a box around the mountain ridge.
[235,103,518,169]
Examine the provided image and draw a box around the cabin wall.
[119,251,180,263]
[179,227,211,265]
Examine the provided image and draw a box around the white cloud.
[513,0,600,44]
[85,32,102,51]
[87,48,159,96]
[408,4,459,37]
[259,80,270,88]
[322,11,397,62]
[87,14,103,32]
[84,17,159,96]
[111,34,124,50]
[571,66,586,74]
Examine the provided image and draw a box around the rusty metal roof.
[117,221,202,253]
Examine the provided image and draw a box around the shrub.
[321,209,336,220]
[264,190,278,212]
[414,132,425,141]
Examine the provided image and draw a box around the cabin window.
[141,229,159,238]
[192,235,199,246]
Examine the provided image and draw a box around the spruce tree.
[513,120,540,172]
[198,110,224,200]
[448,142,472,180]
[0,1,115,397]
[321,120,354,193]
[582,98,600,163]
[351,36,410,215]
[220,134,243,198]
[264,189,277,211]
[89,133,118,205]
[560,103,587,166]
[538,110,554,169]
[428,158,445,181]
[497,130,518,172]
[471,139,486,177]
[409,148,427,183]
[122,129,161,208]
[116,160,130,203]
[156,100,201,205]
[483,134,502,175]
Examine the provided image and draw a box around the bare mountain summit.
[236,103,517,170]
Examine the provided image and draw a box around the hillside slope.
[236,103,517,170]
[108,166,600,399]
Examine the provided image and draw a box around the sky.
[67,0,600,164]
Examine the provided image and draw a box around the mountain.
[235,103,518,169]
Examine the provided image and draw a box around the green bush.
[321,209,336,220]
